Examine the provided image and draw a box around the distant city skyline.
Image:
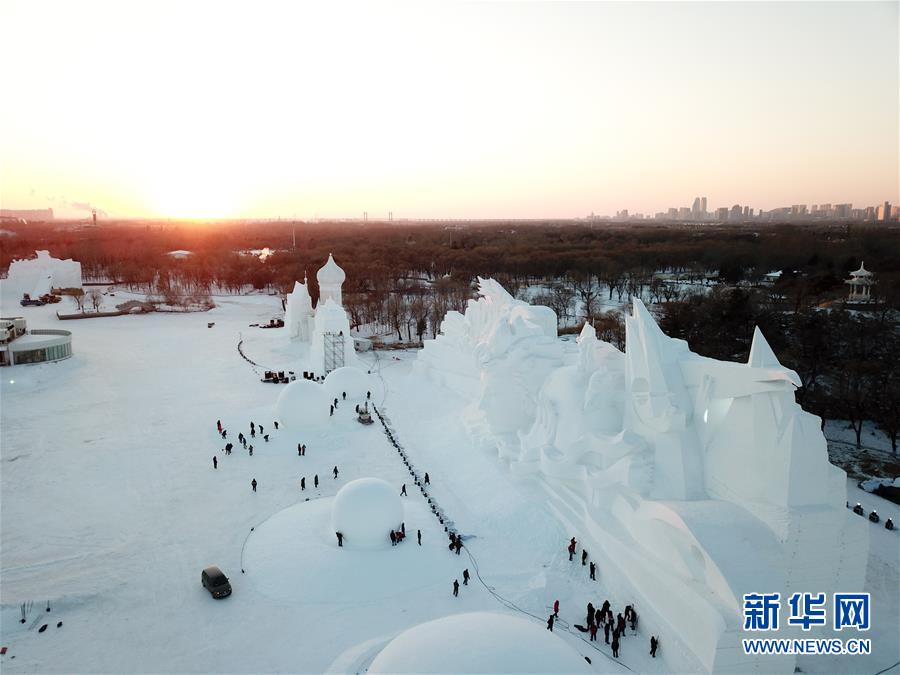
[1,1,897,220]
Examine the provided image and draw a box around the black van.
[201,566,232,599]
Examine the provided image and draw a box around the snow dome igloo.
[275,379,331,429]
[323,366,371,401]
[368,612,592,674]
[331,478,403,548]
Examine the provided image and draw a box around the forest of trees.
[2,218,898,448]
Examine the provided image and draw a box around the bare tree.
[88,289,103,312]
[71,289,87,313]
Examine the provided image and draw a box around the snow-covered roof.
[316,253,345,286]
[368,612,592,674]
[849,261,873,278]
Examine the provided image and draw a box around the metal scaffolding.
[323,331,345,374]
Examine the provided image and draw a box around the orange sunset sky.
[1,1,897,220]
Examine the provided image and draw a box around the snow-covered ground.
[1,290,897,673]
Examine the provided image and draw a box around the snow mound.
[331,478,403,548]
[323,366,370,400]
[368,612,592,674]
[275,379,331,429]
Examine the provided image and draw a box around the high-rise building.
[742,205,750,217]
[667,207,678,219]
[691,197,702,217]
[678,207,691,221]
[715,207,729,221]
[834,204,852,218]
[876,202,892,221]
[701,197,707,216]
[864,206,876,220]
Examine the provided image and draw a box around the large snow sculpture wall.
[417,282,868,674]
[5,250,82,297]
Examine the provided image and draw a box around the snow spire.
[748,326,780,368]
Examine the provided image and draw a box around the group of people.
[214,418,283,469]
[447,532,463,555]
[451,568,470,596]
[567,537,597,581]
[389,522,408,545]
[548,595,659,661]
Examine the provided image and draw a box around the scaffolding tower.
[323,331,345,374]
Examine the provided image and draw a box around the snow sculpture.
[4,250,82,297]
[308,298,359,376]
[415,278,565,455]
[367,612,592,674]
[316,253,345,307]
[284,279,313,341]
[275,379,331,429]
[417,283,869,674]
[331,478,403,548]
[282,254,358,376]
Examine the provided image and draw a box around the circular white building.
[331,478,403,548]
[368,612,592,674]
[275,379,331,429]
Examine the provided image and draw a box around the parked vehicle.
[201,566,232,598]
[20,293,44,307]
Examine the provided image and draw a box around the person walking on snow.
[249,445,253,456]
[221,429,227,439]
[330,405,334,416]
[546,614,554,632]
[217,420,222,433]
[463,569,470,585]
[582,549,588,566]
[342,391,346,400]
[333,466,339,479]
[263,434,269,442]
[367,390,371,400]
[259,425,264,435]
[453,579,459,597]
[590,623,598,642]
[400,484,407,496]
[298,444,302,456]
[300,477,306,490]
[454,536,463,555]
[251,478,257,492]
[274,421,278,430]
[250,427,255,438]
[314,474,319,488]
[424,473,430,485]
[568,539,576,562]
[213,456,218,469]
[630,611,638,632]
[589,561,596,580]
[250,422,255,434]
[390,531,397,546]
[611,635,620,658]
[553,600,559,617]
[604,620,611,644]
[616,613,626,636]
[650,636,659,658]
[417,529,422,546]
[587,603,595,626]
[335,532,343,547]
